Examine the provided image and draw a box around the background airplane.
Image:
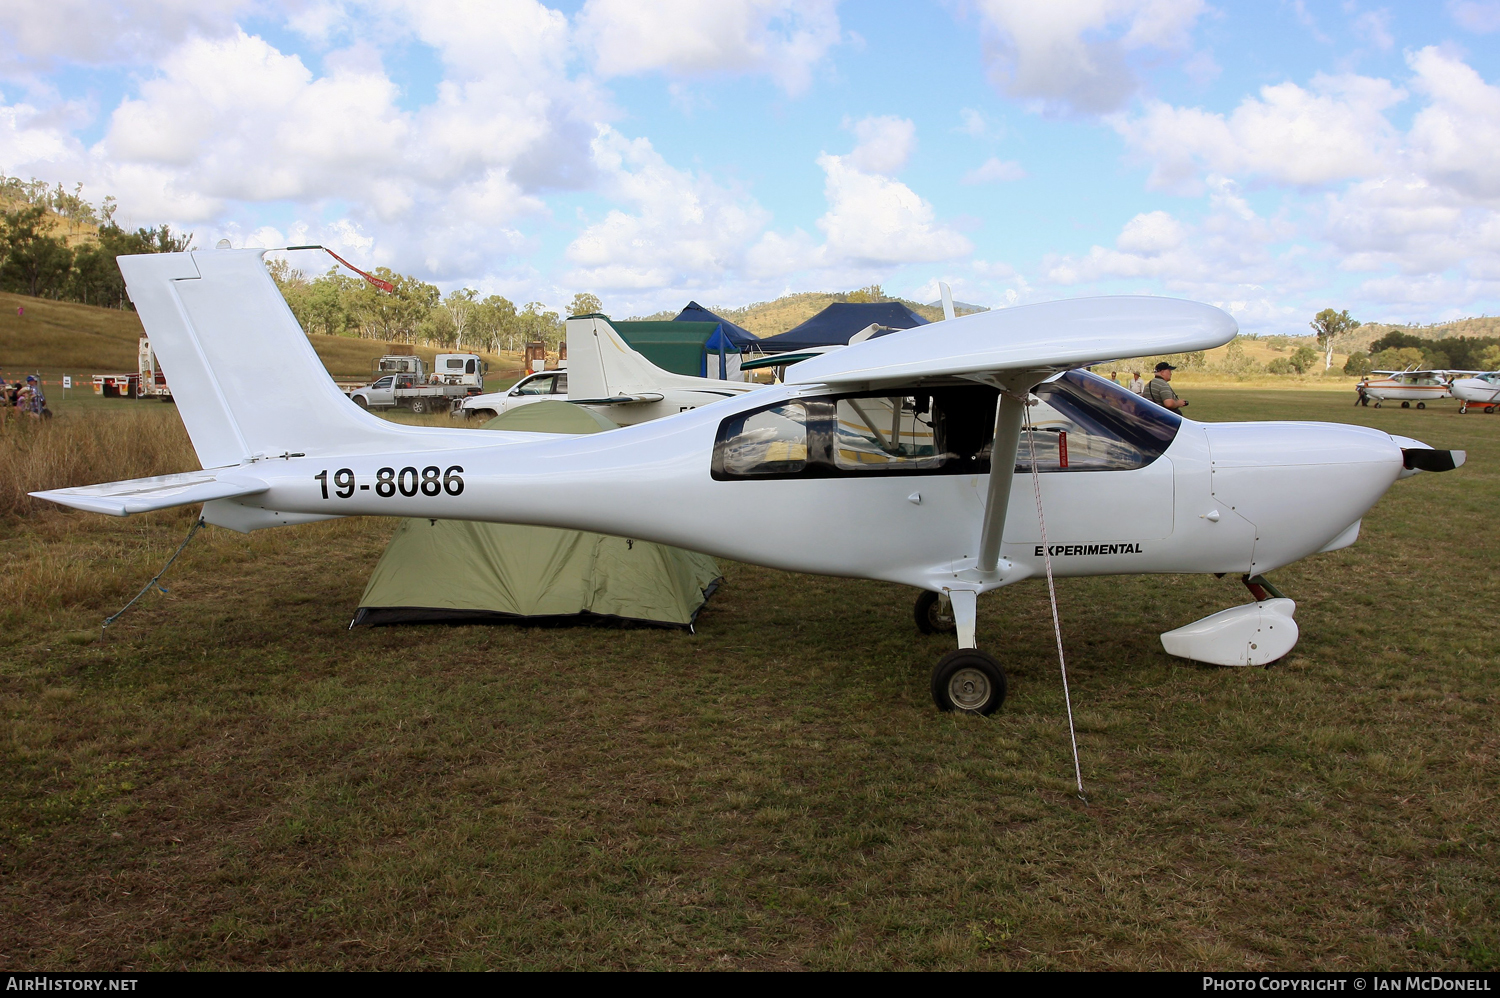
[33,250,1466,715]
[456,314,760,424]
[1358,370,1453,408]
[1451,372,1500,414]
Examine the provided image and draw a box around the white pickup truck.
[348,353,486,414]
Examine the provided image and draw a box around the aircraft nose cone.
[1203,421,1403,574]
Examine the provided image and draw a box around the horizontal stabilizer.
[571,393,666,406]
[30,470,267,517]
[785,295,1237,386]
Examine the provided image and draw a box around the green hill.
[0,290,518,384]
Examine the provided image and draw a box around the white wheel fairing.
[1160,598,1299,667]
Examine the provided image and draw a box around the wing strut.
[976,388,1027,575]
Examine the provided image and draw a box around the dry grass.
[0,407,198,519]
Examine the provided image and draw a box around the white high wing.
[33,250,1467,714]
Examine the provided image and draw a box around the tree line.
[1355,330,1500,374]
[269,261,601,353]
[0,176,191,308]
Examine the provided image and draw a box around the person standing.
[1128,371,1145,394]
[1144,362,1187,410]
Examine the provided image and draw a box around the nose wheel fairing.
[1160,597,1298,667]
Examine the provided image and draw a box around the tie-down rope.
[102,516,206,636]
[1020,399,1086,802]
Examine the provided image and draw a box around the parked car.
[454,369,568,420]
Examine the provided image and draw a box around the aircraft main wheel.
[1416,402,1426,409]
[1401,401,1410,408]
[914,591,957,635]
[1460,404,1468,414]
[1487,407,1496,414]
[931,649,1007,715]
[1373,401,1382,408]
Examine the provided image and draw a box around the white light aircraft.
[1358,370,1453,408]
[33,250,1468,715]
[456,314,760,424]
[1451,372,1500,414]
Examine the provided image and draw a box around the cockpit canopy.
[712,370,1181,480]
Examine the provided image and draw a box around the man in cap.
[1144,362,1187,410]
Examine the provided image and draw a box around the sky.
[2,0,1499,332]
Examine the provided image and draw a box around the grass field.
[0,388,1495,970]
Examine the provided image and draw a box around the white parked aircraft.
[1451,372,1500,414]
[33,251,1467,714]
[1359,370,1453,408]
[455,314,759,424]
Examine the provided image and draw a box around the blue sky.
[2,0,1499,331]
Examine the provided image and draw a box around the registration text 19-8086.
[314,465,465,499]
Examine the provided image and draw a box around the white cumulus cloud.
[974,0,1208,115]
[576,0,841,95]
[846,115,916,174]
[0,0,250,77]
[961,157,1026,183]
[563,126,770,293]
[1115,72,1407,192]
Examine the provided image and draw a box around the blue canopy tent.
[672,302,760,379]
[753,301,930,353]
[673,302,758,346]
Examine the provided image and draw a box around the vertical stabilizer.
[565,315,686,398]
[118,249,481,469]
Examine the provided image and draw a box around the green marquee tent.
[351,401,721,629]
[608,320,721,376]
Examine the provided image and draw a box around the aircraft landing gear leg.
[1242,574,1288,601]
[928,590,1007,714]
[948,589,977,649]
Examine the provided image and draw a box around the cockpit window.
[716,403,809,476]
[833,396,944,471]
[712,370,1180,480]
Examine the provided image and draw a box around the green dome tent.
[351,401,721,630]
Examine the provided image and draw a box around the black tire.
[1460,405,1468,414]
[1373,401,1382,408]
[1487,407,1496,414]
[410,398,428,414]
[931,649,1007,715]
[352,395,369,409]
[914,591,957,635]
[1401,401,1410,408]
[1416,402,1426,410]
